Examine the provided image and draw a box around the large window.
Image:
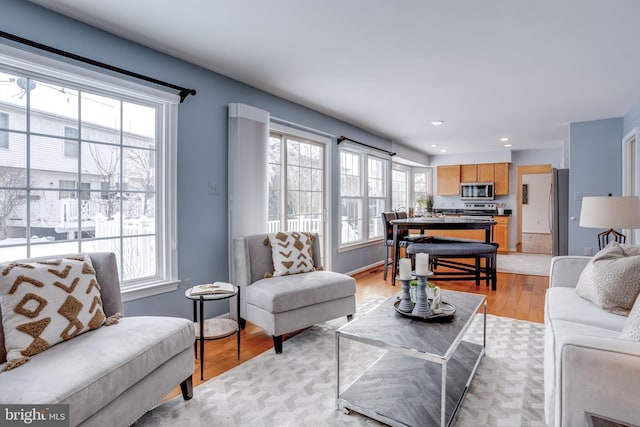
[0,45,179,300]
[268,130,326,260]
[339,147,389,246]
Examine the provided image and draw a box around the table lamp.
[579,195,640,250]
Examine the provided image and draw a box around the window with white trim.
[0,112,8,149]
[413,169,429,210]
[63,126,78,157]
[392,166,409,210]
[339,146,389,246]
[0,45,179,300]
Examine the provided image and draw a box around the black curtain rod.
[0,30,196,103]
[337,135,396,156]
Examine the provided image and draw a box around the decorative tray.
[393,299,456,321]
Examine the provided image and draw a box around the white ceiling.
[29,0,640,155]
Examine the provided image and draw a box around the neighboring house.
[0,99,154,240]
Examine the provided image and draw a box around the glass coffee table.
[336,290,486,427]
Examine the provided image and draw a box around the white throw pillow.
[575,242,640,315]
[268,231,317,277]
[0,255,106,370]
[621,295,640,341]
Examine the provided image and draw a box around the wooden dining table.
[390,216,497,286]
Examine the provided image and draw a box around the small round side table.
[184,285,240,380]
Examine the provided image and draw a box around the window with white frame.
[63,126,78,157]
[368,157,387,239]
[392,167,409,210]
[0,45,179,300]
[413,170,429,210]
[339,146,389,246]
[0,112,8,149]
[268,130,326,257]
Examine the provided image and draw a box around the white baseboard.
[346,260,385,276]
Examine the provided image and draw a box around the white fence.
[267,218,322,234]
[91,214,156,281]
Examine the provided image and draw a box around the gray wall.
[568,117,624,256]
[2,0,392,319]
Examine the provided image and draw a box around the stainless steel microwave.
[460,182,494,200]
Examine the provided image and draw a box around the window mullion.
[281,135,287,230]
[25,78,32,257]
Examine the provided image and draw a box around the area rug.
[134,297,545,427]
[497,253,552,276]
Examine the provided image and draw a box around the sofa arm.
[557,335,640,427]
[549,256,591,288]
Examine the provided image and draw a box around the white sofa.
[544,256,640,427]
[0,252,195,426]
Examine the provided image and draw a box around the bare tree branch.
[0,166,26,240]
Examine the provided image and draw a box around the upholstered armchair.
[231,232,356,353]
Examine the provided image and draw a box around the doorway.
[517,164,552,254]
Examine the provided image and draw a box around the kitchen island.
[390,216,496,286]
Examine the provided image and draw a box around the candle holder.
[411,273,433,317]
[397,278,414,313]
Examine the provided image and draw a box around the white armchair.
[231,233,356,353]
[544,256,640,427]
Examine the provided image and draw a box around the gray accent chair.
[0,252,194,426]
[232,233,356,353]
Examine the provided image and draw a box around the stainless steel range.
[461,203,497,220]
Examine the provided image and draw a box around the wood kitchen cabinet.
[460,163,497,183]
[494,162,510,195]
[477,163,495,182]
[494,215,509,253]
[460,164,477,183]
[437,165,461,195]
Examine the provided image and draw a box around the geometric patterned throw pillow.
[575,242,640,315]
[0,255,107,371]
[267,231,317,277]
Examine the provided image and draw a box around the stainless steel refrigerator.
[549,168,569,256]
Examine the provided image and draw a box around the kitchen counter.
[433,209,510,217]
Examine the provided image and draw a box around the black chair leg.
[273,335,283,354]
[383,246,389,280]
[491,254,497,290]
[180,376,193,400]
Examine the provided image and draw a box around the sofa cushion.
[246,271,356,313]
[267,231,317,276]
[0,316,193,424]
[546,287,627,332]
[575,242,640,315]
[621,296,640,341]
[0,255,106,370]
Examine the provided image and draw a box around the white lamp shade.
[579,196,640,229]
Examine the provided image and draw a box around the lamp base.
[597,229,626,251]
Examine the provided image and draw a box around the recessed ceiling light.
[431,120,445,126]
[500,137,510,142]
[440,149,447,153]
[431,144,438,148]
[504,144,513,147]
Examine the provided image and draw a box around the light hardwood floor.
[165,266,548,399]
